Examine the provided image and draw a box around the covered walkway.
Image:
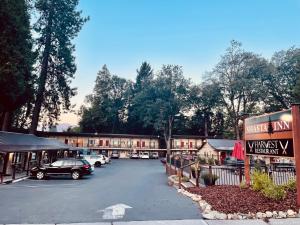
[0,131,73,183]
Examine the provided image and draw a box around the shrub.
[201,172,219,185]
[262,184,286,200]
[251,170,272,191]
[252,170,287,200]
[208,158,215,165]
[284,179,296,191]
[181,176,190,182]
[198,157,206,164]
[214,159,220,165]
[239,180,248,189]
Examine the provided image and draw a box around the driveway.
[0,159,201,223]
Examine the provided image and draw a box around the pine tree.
[29,0,88,133]
[0,0,35,130]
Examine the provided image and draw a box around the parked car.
[140,152,150,159]
[150,152,159,159]
[83,155,106,167]
[130,152,139,159]
[103,155,111,163]
[111,151,120,159]
[30,158,93,180]
[224,157,266,167]
[224,157,244,166]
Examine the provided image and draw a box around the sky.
[59,0,300,127]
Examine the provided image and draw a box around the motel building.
[170,135,207,154]
[37,132,213,158]
[37,132,163,158]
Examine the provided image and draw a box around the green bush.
[198,157,207,164]
[284,179,296,191]
[262,184,286,200]
[252,170,287,200]
[214,159,220,165]
[208,158,215,165]
[239,180,248,189]
[201,172,219,185]
[251,170,272,191]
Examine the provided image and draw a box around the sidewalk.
[3,218,300,225]
[1,172,28,184]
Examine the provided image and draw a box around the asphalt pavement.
[0,159,201,224]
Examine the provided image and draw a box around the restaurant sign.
[246,139,293,157]
[244,110,294,157]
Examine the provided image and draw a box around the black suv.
[30,159,93,180]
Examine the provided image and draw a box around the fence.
[167,155,296,187]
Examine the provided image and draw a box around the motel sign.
[244,109,293,157]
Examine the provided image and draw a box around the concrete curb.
[2,176,29,185]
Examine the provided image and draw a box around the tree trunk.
[204,117,208,137]
[235,121,240,140]
[29,9,53,134]
[1,112,11,131]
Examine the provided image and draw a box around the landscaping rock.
[287,209,296,217]
[256,212,263,219]
[272,211,278,218]
[227,214,233,220]
[278,211,287,218]
[192,195,201,202]
[266,211,273,218]
[216,212,227,220]
[232,213,239,220]
[202,211,217,220]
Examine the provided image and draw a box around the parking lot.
[0,159,201,224]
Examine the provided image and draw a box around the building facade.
[38,132,162,158]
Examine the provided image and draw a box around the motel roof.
[0,131,71,152]
[37,131,161,139]
[206,139,237,151]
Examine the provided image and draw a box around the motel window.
[89,139,95,145]
[137,141,140,147]
[181,142,184,148]
[150,141,155,148]
[99,140,103,146]
[64,139,68,144]
[142,141,145,147]
[31,152,37,160]
[127,141,131,147]
[113,139,120,146]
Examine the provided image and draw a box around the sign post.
[292,104,300,207]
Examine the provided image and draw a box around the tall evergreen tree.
[0,0,35,131]
[79,65,130,133]
[29,0,88,133]
[127,62,154,134]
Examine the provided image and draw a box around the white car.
[83,155,106,167]
[103,155,111,164]
[140,152,150,159]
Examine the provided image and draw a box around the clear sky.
[59,0,300,126]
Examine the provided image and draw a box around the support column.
[292,104,300,207]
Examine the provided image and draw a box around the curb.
[2,176,29,185]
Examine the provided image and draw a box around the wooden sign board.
[244,110,293,157]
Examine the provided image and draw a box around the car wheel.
[95,161,101,167]
[71,170,80,180]
[36,171,45,180]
